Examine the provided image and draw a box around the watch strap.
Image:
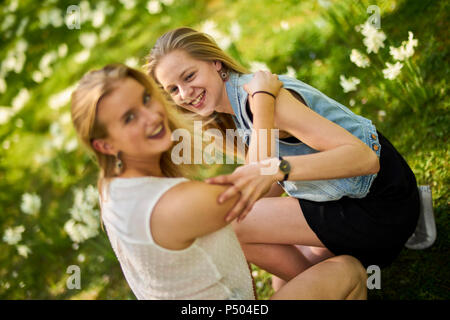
[278,155,289,181]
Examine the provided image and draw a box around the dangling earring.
[219,69,229,81]
[115,152,123,175]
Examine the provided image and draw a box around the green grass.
[0,0,448,300]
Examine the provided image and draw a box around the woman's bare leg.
[270,255,367,300]
[234,196,325,247]
[240,243,312,280]
[271,245,335,291]
[232,196,334,285]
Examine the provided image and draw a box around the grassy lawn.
[0,0,448,300]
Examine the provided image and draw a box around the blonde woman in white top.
[70,63,367,300]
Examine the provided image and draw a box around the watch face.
[279,159,291,174]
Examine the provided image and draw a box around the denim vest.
[225,72,381,202]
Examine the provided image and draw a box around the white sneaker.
[405,185,437,250]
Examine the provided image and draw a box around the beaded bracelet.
[251,90,276,99]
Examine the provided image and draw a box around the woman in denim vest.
[145,27,420,290]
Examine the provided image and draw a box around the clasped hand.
[205,158,281,223]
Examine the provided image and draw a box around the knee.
[333,255,367,287]
[231,220,244,241]
[231,219,249,243]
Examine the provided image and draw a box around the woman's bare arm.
[272,88,380,181]
[150,181,240,250]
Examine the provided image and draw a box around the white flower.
[230,22,241,41]
[200,20,221,39]
[3,225,25,245]
[91,9,105,28]
[39,51,57,77]
[0,107,14,125]
[64,138,78,153]
[64,219,99,243]
[1,14,16,32]
[12,88,30,112]
[39,51,57,68]
[389,31,418,61]
[84,185,99,207]
[65,186,100,243]
[147,0,162,14]
[363,31,386,54]
[406,31,418,51]
[17,245,31,258]
[60,112,72,125]
[97,1,115,15]
[349,98,356,107]
[78,254,85,263]
[48,122,65,149]
[79,0,93,24]
[32,71,44,83]
[350,49,370,68]
[280,21,290,30]
[125,57,139,68]
[318,0,331,8]
[58,44,68,58]
[249,61,270,72]
[2,46,27,74]
[7,0,18,13]
[389,46,407,61]
[358,21,386,54]
[339,75,360,93]
[99,26,112,42]
[20,193,41,216]
[217,35,232,50]
[378,110,386,121]
[79,32,97,49]
[199,20,232,50]
[119,0,136,9]
[16,39,28,53]
[48,85,76,110]
[48,8,64,28]
[39,9,63,28]
[382,62,403,80]
[74,49,91,63]
[283,66,296,78]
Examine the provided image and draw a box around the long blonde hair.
[71,64,198,195]
[144,26,249,159]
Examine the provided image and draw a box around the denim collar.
[226,72,253,130]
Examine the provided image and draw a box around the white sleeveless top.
[99,176,255,300]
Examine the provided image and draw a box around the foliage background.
[0,0,448,299]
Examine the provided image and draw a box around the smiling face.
[94,77,172,169]
[154,49,228,117]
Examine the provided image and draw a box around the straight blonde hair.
[71,64,199,200]
[144,27,249,160]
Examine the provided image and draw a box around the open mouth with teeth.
[189,90,206,108]
[147,123,166,139]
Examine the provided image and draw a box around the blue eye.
[125,113,135,124]
[185,72,194,81]
[169,87,178,94]
[143,92,151,105]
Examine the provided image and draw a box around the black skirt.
[300,131,420,268]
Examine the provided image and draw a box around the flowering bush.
[340,19,431,114]
[0,0,447,300]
